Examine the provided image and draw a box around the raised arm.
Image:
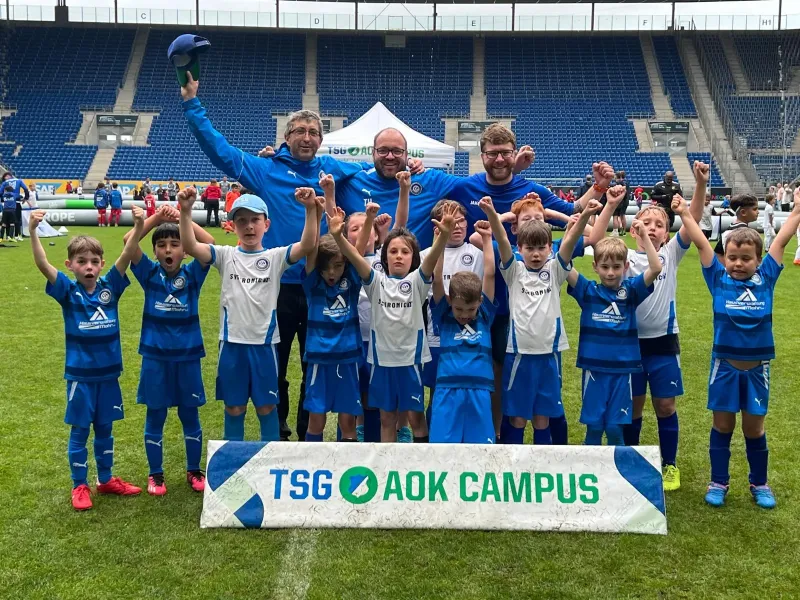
[513,145,535,174]
[419,203,456,280]
[290,188,324,264]
[573,162,615,212]
[28,210,58,284]
[115,205,145,277]
[672,194,714,268]
[586,185,624,247]
[355,202,380,256]
[432,253,446,304]
[305,195,326,273]
[768,188,800,265]
[480,196,514,265]
[319,174,336,219]
[679,160,710,243]
[631,218,663,286]
[178,187,214,265]
[394,171,410,230]
[560,200,603,265]
[476,220,495,301]
[329,207,372,279]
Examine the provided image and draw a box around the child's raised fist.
[396,171,411,190]
[177,187,197,212]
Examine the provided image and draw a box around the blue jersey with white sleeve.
[431,294,497,390]
[702,254,782,361]
[109,189,123,209]
[336,168,460,250]
[568,273,653,373]
[130,254,210,361]
[2,177,29,201]
[302,264,363,365]
[182,98,364,283]
[46,267,130,381]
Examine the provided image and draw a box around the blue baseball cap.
[167,34,210,86]
[228,194,269,220]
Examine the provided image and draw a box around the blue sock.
[144,407,168,475]
[258,409,279,442]
[93,422,114,484]
[533,427,552,445]
[745,434,768,486]
[657,413,679,467]
[549,415,569,445]
[623,417,643,447]
[306,432,324,442]
[224,410,246,441]
[68,426,90,488]
[605,425,624,446]
[363,409,381,443]
[585,426,604,446]
[503,421,525,445]
[709,428,733,485]
[178,406,203,472]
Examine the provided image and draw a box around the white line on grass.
[272,529,320,600]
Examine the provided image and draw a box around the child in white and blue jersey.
[678,189,800,509]
[303,180,363,442]
[588,162,711,491]
[126,206,216,496]
[429,219,496,443]
[482,196,601,445]
[567,188,662,446]
[329,202,458,442]
[29,207,145,511]
[179,186,320,443]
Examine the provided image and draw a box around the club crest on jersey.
[338,278,350,291]
[256,258,270,271]
[373,261,384,272]
[539,270,551,282]
[750,273,762,285]
[399,281,412,295]
[461,254,474,267]
[616,287,628,300]
[172,275,186,289]
[98,289,112,305]
[410,182,423,196]
[659,255,666,265]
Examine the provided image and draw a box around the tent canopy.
[318,102,456,169]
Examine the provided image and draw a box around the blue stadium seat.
[686,152,725,187]
[652,36,696,118]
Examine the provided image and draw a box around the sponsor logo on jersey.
[592,302,624,324]
[323,294,351,318]
[79,306,117,331]
[726,288,765,311]
[454,323,482,343]
[155,294,188,313]
[256,258,270,271]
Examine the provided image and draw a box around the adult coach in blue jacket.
[180,73,368,441]
[2,172,29,241]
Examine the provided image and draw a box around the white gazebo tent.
[318,102,455,169]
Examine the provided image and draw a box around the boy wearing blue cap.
[178,186,322,441]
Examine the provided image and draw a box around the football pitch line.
[273,529,321,600]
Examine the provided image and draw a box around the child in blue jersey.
[483,196,602,445]
[109,182,124,227]
[1,184,16,241]
[330,202,458,442]
[125,205,216,496]
[567,192,662,446]
[179,186,321,442]
[94,183,109,227]
[678,188,800,509]
[589,162,711,491]
[429,219,496,443]
[29,207,145,511]
[303,176,365,442]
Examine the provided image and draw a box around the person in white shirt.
[178,186,320,442]
[763,194,776,251]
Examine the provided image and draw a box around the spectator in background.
[578,174,593,198]
[780,182,791,212]
[76,184,84,198]
[201,178,221,227]
[566,189,576,203]
[132,185,143,204]
[224,182,240,214]
[142,176,152,191]
[66,180,74,194]
[168,178,178,204]
[651,171,682,228]
[634,185,644,209]
[700,192,713,239]
[28,183,38,207]
[220,175,231,197]
[143,186,156,218]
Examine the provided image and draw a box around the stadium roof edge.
[299,0,752,3]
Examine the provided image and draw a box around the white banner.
[201,442,667,534]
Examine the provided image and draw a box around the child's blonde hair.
[594,237,628,263]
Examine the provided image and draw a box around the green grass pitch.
[2,226,800,599]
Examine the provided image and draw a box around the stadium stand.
[454,151,469,177]
[750,154,800,186]
[687,152,725,187]
[107,29,305,181]
[316,35,472,142]
[0,27,134,179]
[484,35,674,187]
[733,32,800,92]
[652,36,697,117]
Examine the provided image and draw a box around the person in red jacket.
[200,178,221,227]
